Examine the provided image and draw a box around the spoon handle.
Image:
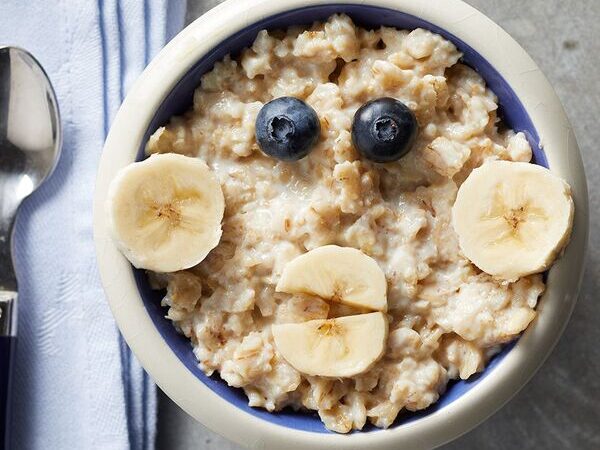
[0,292,16,449]
[0,336,14,449]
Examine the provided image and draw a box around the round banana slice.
[452,160,574,281]
[272,312,388,378]
[106,153,225,272]
[276,245,388,311]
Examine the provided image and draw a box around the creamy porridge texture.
[144,15,547,432]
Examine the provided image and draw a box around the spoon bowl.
[0,47,61,218]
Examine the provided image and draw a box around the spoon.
[0,46,61,447]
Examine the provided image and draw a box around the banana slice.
[272,312,388,377]
[452,160,574,281]
[276,245,387,311]
[106,153,225,272]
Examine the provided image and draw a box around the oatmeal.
[145,15,547,432]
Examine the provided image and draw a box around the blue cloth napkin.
[0,1,186,448]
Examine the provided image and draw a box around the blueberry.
[351,97,418,163]
[255,97,320,161]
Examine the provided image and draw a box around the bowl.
[93,0,589,448]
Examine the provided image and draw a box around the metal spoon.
[0,46,61,447]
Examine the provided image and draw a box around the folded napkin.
[0,1,186,448]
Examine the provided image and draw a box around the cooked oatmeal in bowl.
[94,1,588,446]
[102,13,576,434]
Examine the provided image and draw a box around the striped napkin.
[0,1,186,448]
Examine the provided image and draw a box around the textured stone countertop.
[157,1,600,448]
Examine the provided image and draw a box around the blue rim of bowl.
[133,4,547,434]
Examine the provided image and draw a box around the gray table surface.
[157,1,600,448]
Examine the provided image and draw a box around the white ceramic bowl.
[93,0,589,448]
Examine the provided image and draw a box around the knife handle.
[0,335,14,449]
